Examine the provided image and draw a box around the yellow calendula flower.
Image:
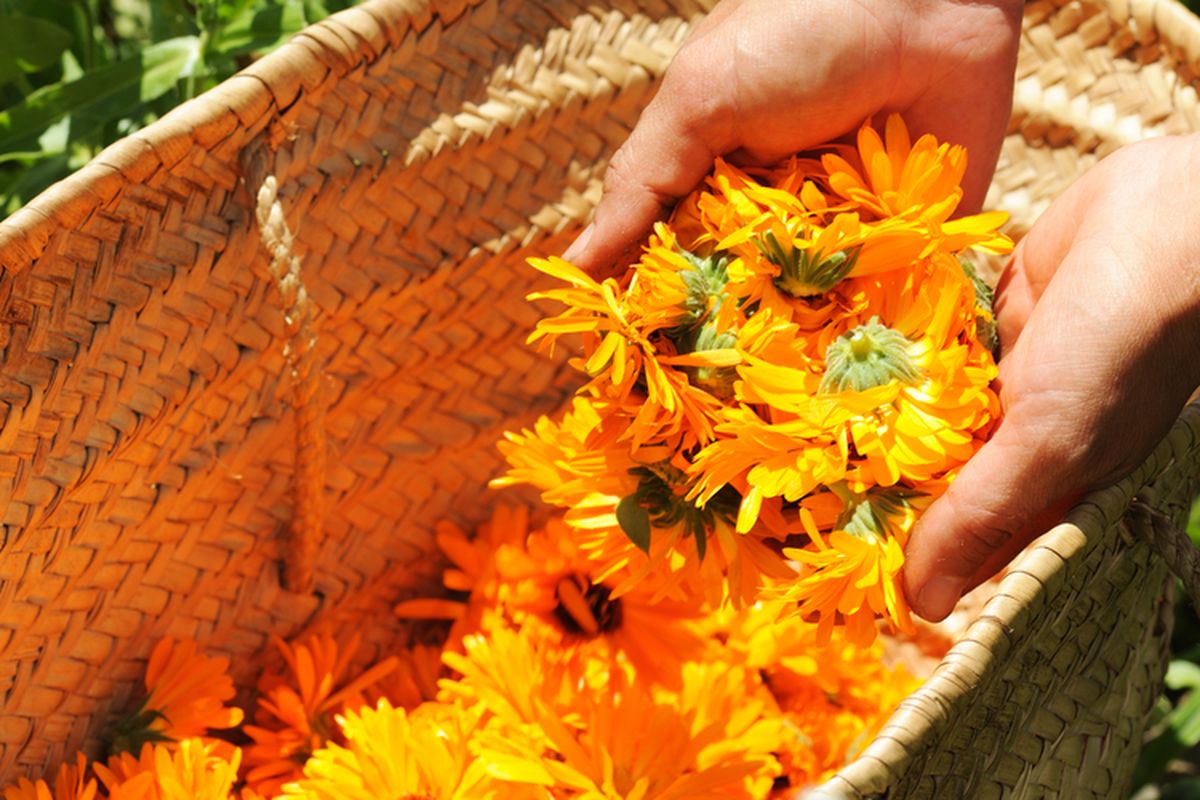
[694,255,998,537]
[446,628,782,800]
[776,503,913,646]
[279,700,524,800]
[694,159,929,310]
[713,601,921,791]
[526,256,728,451]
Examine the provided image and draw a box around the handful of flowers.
[497,115,1011,644]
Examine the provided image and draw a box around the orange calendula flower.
[395,504,535,643]
[494,516,710,688]
[242,633,398,797]
[506,114,1007,639]
[822,114,1012,255]
[774,504,914,646]
[2,754,97,800]
[95,739,240,800]
[494,401,795,608]
[108,638,243,755]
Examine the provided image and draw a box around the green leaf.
[1166,660,1200,691]
[1171,689,1200,747]
[0,37,199,158]
[1187,495,1200,546]
[149,0,201,41]
[212,1,308,56]
[694,524,707,562]
[0,14,73,85]
[0,152,71,216]
[616,495,651,554]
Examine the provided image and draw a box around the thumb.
[901,418,1079,621]
[564,77,731,277]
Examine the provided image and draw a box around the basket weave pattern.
[0,0,1196,796]
[0,0,710,775]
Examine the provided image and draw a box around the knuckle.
[956,518,1014,568]
[938,490,1015,570]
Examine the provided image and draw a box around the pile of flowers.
[1,116,1005,799]
[501,114,1009,644]
[1,506,926,800]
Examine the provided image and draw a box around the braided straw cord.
[1128,499,1200,617]
[253,175,324,593]
[0,0,1195,793]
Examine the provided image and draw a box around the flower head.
[242,633,397,797]
[2,754,97,800]
[107,639,242,755]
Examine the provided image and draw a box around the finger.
[564,31,740,277]
[993,176,1092,350]
[964,492,1079,588]
[901,417,1077,621]
[899,1,1022,214]
[566,0,902,276]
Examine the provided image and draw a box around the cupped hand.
[565,0,1022,276]
[903,135,1200,620]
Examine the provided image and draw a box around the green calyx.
[829,483,924,541]
[758,231,861,298]
[820,316,922,393]
[616,463,739,561]
[679,249,730,320]
[958,256,999,356]
[685,321,739,399]
[106,700,173,757]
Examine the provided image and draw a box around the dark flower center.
[553,575,623,637]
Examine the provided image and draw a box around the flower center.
[553,575,623,637]
[820,316,922,393]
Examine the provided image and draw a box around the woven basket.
[0,0,1198,796]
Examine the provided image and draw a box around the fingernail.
[563,223,594,264]
[917,576,965,620]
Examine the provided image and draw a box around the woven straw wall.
[0,0,718,777]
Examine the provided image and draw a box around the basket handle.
[255,175,325,593]
[1127,499,1200,615]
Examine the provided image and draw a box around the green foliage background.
[0,0,358,216]
[0,0,1199,796]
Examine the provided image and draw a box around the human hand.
[903,135,1200,620]
[565,0,1022,277]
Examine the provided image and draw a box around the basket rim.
[815,398,1200,797]
[0,0,466,273]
